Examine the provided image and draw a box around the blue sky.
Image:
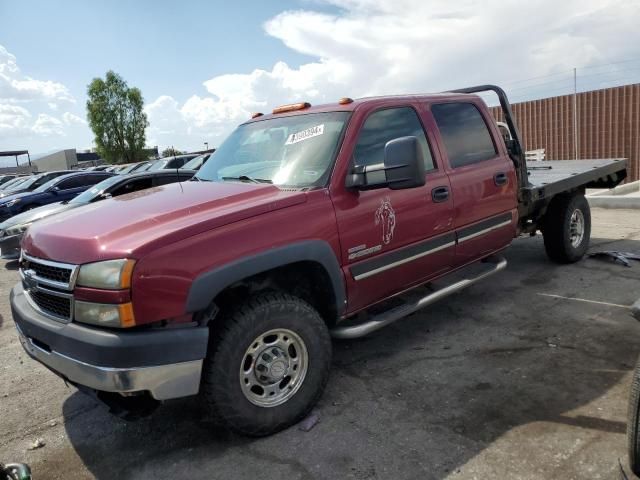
[1,0,640,162]
[2,0,328,103]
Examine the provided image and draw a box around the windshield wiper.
[221,175,272,184]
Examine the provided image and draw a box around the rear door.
[331,105,455,313]
[430,101,517,265]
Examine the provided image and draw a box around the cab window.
[431,102,498,168]
[353,107,435,171]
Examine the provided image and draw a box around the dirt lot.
[2,207,640,480]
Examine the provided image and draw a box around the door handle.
[431,186,449,203]
[494,172,508,186]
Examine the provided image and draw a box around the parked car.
[0,174,21,187]
[0,171,74,198]
[0,171,113,222]
[147,154,198,171]
[12,85,627,436]
[180,153,212,171]
[0,176,31,192]
[0,169,194,259]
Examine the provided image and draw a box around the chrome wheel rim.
[239,328,308,407]
[569,209,585,248]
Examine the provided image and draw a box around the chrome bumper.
[16,324,203,400]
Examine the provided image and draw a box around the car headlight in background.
[5,222,32,236]
[76,259,136,290]
[74,301,135,328]
[5,199,21,208]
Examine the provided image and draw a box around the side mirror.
[345,136,426,190]
[50,186,60,194]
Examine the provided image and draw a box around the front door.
[331,105,455,314]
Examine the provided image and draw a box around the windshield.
[70,175,122,204]
[0,177,26,190]
[195,112,350,187]
[181,154,208,170]
[34,176,64,193]
[148,160,168,171]
[10,175,42,190]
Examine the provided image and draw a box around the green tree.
[86,71,149,164]
[161,147,184,157]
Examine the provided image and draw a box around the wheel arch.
[185,240,346,323]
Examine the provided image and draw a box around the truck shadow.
[62,236,640,479]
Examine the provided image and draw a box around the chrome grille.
[25,260,72,284]
[19,252,78,322]
[28,289,72,320]
[19,252,77,290]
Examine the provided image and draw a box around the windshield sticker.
[285,124,324,145]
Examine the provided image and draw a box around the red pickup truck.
[11,85,626,436]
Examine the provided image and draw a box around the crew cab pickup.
[11,85,627,436]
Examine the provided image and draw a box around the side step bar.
[330,255,507,339]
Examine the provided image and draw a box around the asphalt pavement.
[1,208,640,480]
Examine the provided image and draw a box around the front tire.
[202,292,332,436]
[542,193,591,263]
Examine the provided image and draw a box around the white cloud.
[0,45,74,104]
[32,113,65,136]
[145,0,640,151]
[0,104,32,138]
[0,45,86,150]
[62,111,86,125]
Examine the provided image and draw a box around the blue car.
[0,171,114,222]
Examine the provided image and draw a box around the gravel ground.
[1,207,640,480]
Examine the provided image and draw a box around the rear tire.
[628,356,640,475]
[542,193,591,263]
[202,291,332,436]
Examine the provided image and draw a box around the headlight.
[76,259,136,289]
[6,222,32,236]
[5,199,21,208]
[74,301,135,328]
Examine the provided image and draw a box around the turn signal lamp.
[272,102,311,114]
[339,97,354,105]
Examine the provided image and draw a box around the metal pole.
[573,68,578,160]
[27,152,31,168]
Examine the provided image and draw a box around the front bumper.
[11,284,208,400]
[0,233,22,259]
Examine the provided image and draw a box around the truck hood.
[23,181,307,264]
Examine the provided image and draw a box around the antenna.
[172,146,183,193]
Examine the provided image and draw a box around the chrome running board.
[330,255,507,339]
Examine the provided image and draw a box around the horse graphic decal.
[375,197,396,245]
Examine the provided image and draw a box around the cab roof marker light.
[339,97,354,105]
[251,112,264,119]
[272,102,311,114]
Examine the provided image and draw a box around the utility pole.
[573,68,578,160]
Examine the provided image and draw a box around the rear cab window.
[431,102,498,168]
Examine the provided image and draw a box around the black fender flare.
[185,240,346,316]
